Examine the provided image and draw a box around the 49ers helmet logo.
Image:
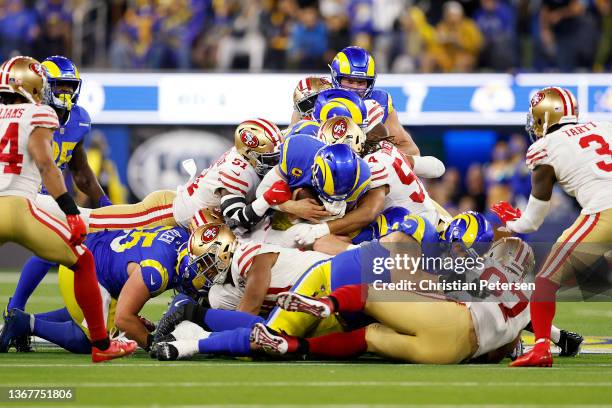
[29,63,44,78]
[240,130,259,148]
[332,119,347,140]
[530,92,545,108]
[201,225,220,243]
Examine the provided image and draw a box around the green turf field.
[1,271,612,407]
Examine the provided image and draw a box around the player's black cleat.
[149,334,176,359]
[558,330,583,357]
[154,303,199,342]
[0,308,30,353]
[157,342,179,361]
[14,335,33,352]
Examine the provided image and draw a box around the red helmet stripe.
[243,119,272,138]
[562,88,576,116]
[550,87,568,116]
[305,77,311,91]
[2,57,21,86]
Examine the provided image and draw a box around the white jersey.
[209,240,330,313]
[364,141,439,225]
[467,258,531,358]
[0,103,59,201]
[172,147,261,227]
[526,121,612,214]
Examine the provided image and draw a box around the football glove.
[66,214,87,246]
[491,201,522,224]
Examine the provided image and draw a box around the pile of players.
[1,45,609,367]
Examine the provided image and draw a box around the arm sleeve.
[412,155,446,178]
[506,195,551,234]
[220,194,270,232]
[256,167,284,198]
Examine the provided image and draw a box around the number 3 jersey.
[526,121,612,214]
[172,147,261,228]
[84,226,189,298]
[0,103,59,200]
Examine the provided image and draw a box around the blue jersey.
[40,105,91,194]
[351,206,412,244]
[279,135,325,190]
[367,89,394,123]
[84,226,189,298]
[286,120,320,139]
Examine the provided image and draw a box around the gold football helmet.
[485,237,535,281]
[188,208,223,232]
[235,118,283,177]
[526,87,578,141]
[317,116,366,154]
[185,223,237,292]
[293,76,333,118]
[0,56,48,104]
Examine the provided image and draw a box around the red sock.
[329,284,368,313]
[530,277,560,341]
[306,328,367,358]
[72,250,108,343]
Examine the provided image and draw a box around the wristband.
[55,193,80,215]
[98,195,112,208]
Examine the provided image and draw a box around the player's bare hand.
[279,199,331,223]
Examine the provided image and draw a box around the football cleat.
[250,323,291,355]
[276,292,334,318]
[149,334,175,359]
[157,340,198,361]
[510,340,553,367]
[557,330,583,357]
[154,303,198,342]
[0,308,31,353]
[91,338,137,363]
[508,338,524,361]
[14,335,33,353]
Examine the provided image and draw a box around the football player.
[492,87,612,367]
[1,225,193,353]
[329,46,420,155]
[87,119,290,236]
[0,56,135,362]
[5,56,112,348]
[254,237,583,363]
[290,76,333,124]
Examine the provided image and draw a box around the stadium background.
[1,0,611,260]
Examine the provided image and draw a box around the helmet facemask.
[185,242,231,292]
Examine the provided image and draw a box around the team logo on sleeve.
[240,130,259,148]
[530,92,545,107]
[201,225,220,243]
[332,119,348,140]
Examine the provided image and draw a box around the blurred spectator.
[483,140,512,208]
[390,7,437,72]
[0,0,40,60]
[287,6,327,70]
[422,1,484,72]
[262,0,298,70]
[109,0,158,69]
[594,0,612,71]
[465,163,486,212]
[473,0,516,71]
[217,1,265,71]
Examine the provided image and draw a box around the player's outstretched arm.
[506,165,556,234]
[385,111,420,156]
[237,252,278,315]
[327,186,387,235]
[68,141,109,207]
[114,265,153,349]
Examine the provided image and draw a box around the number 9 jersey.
[0,103,59,200]
[526,121,612,214]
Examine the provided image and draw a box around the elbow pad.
[412,156,445,178]
[506,195,550,234]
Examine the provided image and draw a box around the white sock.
[29,315,35,332]
[550,325,561,343]
[175,340,199,359]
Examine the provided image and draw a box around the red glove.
[263,180,292,205]
[66,214,87,246]
[491,201,522,224]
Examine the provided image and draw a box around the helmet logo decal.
[201,225,220,243]
[240,130,259,148]
[29,63,44,78]
[530,92,545,107]
[332,119,348,140]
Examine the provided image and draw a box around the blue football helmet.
[313,88,368,128]
[442,211,493,257]
[311,143,363,202]
[329,46,376,98]
[41,56,82,119]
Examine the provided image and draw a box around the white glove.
[287,222,330,246]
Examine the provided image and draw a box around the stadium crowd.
[1,0,611,72]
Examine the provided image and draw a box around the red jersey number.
[0,123,23,175]
[579,134,612,173]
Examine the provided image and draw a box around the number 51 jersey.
[0,103,59,200]
[526,121,612,214]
